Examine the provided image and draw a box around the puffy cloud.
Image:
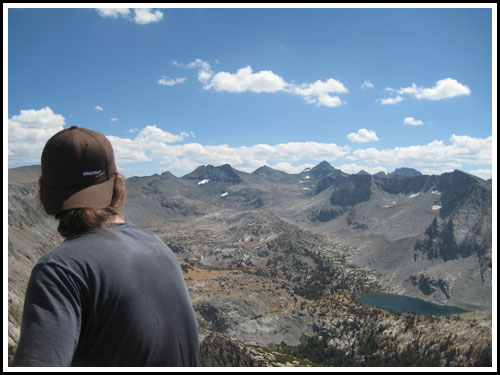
[347,129,379,143]
[315,94,343,107]
[390,83,420,96]
[158,75,186,86]
[187,59,212,72]
[107,126,194,164]
[205,66,287,93]
[414,78,471,100]
[135,125,191,144]
[96,8,131,18]
[186,59,348,108]
[186,59,214,84]
[106,135,151,164]
[268,162,315,175]
[107,126,351,174]
[94,105,103,111]
[352,135,492,170]
[378,95,404,105]
[361,80,374,89]
[96,8,163,25]
[289,78,347,107]
[381,78,470,105]
[403,117,424,126]
[8,107,66,164]
[132,8,164,25]
[290,78,348,96]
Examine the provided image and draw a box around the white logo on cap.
[83,170,105,177]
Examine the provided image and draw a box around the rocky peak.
[183,164,242,184]
[309,161,336,179]
[386,167,422,178]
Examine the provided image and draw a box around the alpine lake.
[355,293,469,316]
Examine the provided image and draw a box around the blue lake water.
[355,293,469,315]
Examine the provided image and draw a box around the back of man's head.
[39,126,126,237]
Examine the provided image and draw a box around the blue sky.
[6,5,496,179]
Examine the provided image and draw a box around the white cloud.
[95,105,103,111]
[361,80,374,89]
[132,8,164,25]
[382,78,470,104]
[96,8,163,25]
[414,78,471,100]
[135,125,193,144]
[378,95,404,105]
[96,8,131,18]
[107,125,195,164]
[187,59,214,84]
[107,126,351,174]
[268,162,315,175]
[8,107,66,164]
[111,117,119,122]
[347,129,379,143]
[403,117,424,126]
[185,59,348,108]
[158,75,186,86]
[315,94,343,107]
[289,78,347,107]
[187,59,212,72]
[467,169,492,180]
[352,135,492,172]
[392,83,420,96]
[106,136,151,164]
[290,78,348,96]
[205,66,287,93]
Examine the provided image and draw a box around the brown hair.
[48,173,127,238]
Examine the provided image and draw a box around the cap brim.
[41,176,115,215]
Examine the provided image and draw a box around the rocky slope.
[152,211,491,367]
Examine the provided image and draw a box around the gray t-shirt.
[12,222,200,367]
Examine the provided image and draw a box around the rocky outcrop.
[310,205,347,222]
[414,171,492,282]
[194,296,314,347]
[200,333,312,367]
[329,174,372,207]
[408,272,450,298]
[374,174,438,195]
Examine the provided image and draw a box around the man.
[11,126,200,367]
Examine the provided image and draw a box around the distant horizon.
[7,160,492,181]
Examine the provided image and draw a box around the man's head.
[39,126,126,237]
[40,125,117,215]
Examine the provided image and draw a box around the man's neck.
[106,215,125,224]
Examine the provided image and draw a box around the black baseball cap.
[40,126,117,215]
